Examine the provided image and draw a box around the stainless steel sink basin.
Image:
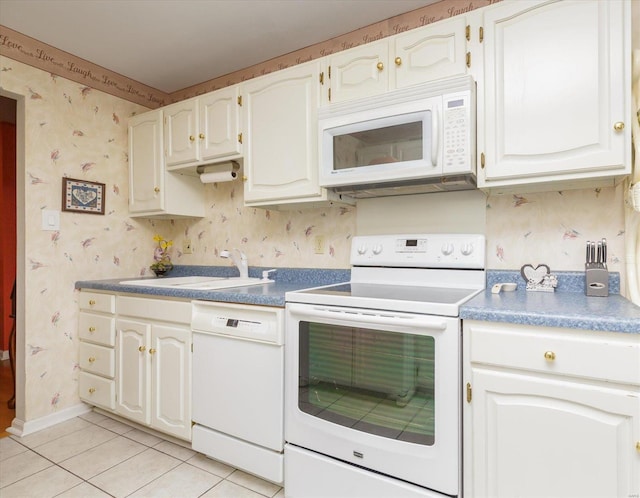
[119,276,271,290]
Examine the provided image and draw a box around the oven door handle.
[291,304,448,331]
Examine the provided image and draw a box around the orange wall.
[1,121,16,351]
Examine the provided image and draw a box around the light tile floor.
[0,411,285,498]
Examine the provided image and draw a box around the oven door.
[285,302,460,496]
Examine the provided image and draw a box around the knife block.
[585,267,609,297]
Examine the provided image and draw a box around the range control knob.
[372,244,383,255]
[357,245,368,255]
[461,243,474,256]
[441,243,454,256]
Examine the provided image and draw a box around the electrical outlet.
[314,235,325,254]
[183,238,193,254]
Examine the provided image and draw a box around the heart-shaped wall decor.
[72,187,98,205]
[520,264,551,284]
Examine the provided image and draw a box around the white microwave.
[318,76,476,197]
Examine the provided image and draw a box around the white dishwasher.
[191,300,285,484]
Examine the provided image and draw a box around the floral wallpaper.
[485,186,627,291]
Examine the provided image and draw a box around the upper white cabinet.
[241,60,351,208]
[164,86,242,169]
[128,110,205,218]
[477,0,631,191]
[463,320,640,498]
[324,16,470,104]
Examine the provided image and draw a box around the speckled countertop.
[75,265,350,307]
[77,267,640,333]
[460,270,640,334]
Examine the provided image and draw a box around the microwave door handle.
[431,106,439,168]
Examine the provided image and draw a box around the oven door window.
[298,321,435,446]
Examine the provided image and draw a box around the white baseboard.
[6,402,93,437]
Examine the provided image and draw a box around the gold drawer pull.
[88,388,96,394]
[394,57,402,66]
[149,348,157,355]
[613,122,624,132]
[376,62,384,71]
[154,187,160,193]
[88,356,96,363]
[138,346,146,352]
[199,133,205,140]
[189,135,195,142]
[89,300,96,306]
[88,326,96,333]
[636,441,640,453]
[544,351,556,361]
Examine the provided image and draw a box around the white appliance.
[285,233,485,498]
[191,301,285,484]
[319,76,476,198]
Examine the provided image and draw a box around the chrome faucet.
[219,249,248,278]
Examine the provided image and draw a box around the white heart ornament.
[520,264,550,284]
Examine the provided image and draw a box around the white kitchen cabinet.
[477,0,631,192]
[164,86,242,169]
[116,296,192,441]
[324,16,470,104]
[241,60,351,208]
[463,320,640,498]
[128,109,205,218]
[78,291,116,411]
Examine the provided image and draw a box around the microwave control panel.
[442,91,474,174]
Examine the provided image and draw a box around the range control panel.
[350,233,485,269]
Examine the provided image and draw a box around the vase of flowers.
[149,234,173,277]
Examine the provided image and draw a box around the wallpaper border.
[0,0,498,107]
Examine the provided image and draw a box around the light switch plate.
[41,209,60,231]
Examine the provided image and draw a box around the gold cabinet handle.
[88,300,96,306]
[199,133,205,140]
[394,57,402,66]
[242,175,248,182]
[636,441,640,453]
[544,351,556,361]
[376,62,384,71]
[149,348,157,355]
[613,122,624,132]
[88,388,96,394]
[238,132,243,144]
[154,187,160,193]
[88,326,96,333]
[189,135,195,142]
[138,346,146,352]
[88,356,96,363]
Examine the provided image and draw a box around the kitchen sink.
[120,276,271,290]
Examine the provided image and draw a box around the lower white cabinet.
[463,320,640,498]
[78,292,192,442]
[116,296,192,441]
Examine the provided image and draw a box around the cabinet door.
[150,324,191,441]
[128,110,164,213]
[242,61,323,203]
[468,367,639,498]
[116,319,151,425]
[327,40,389,103]
[164,97,199,166]
[480,0,629,186]
[199,86,242,161]
[392,17,468,89]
